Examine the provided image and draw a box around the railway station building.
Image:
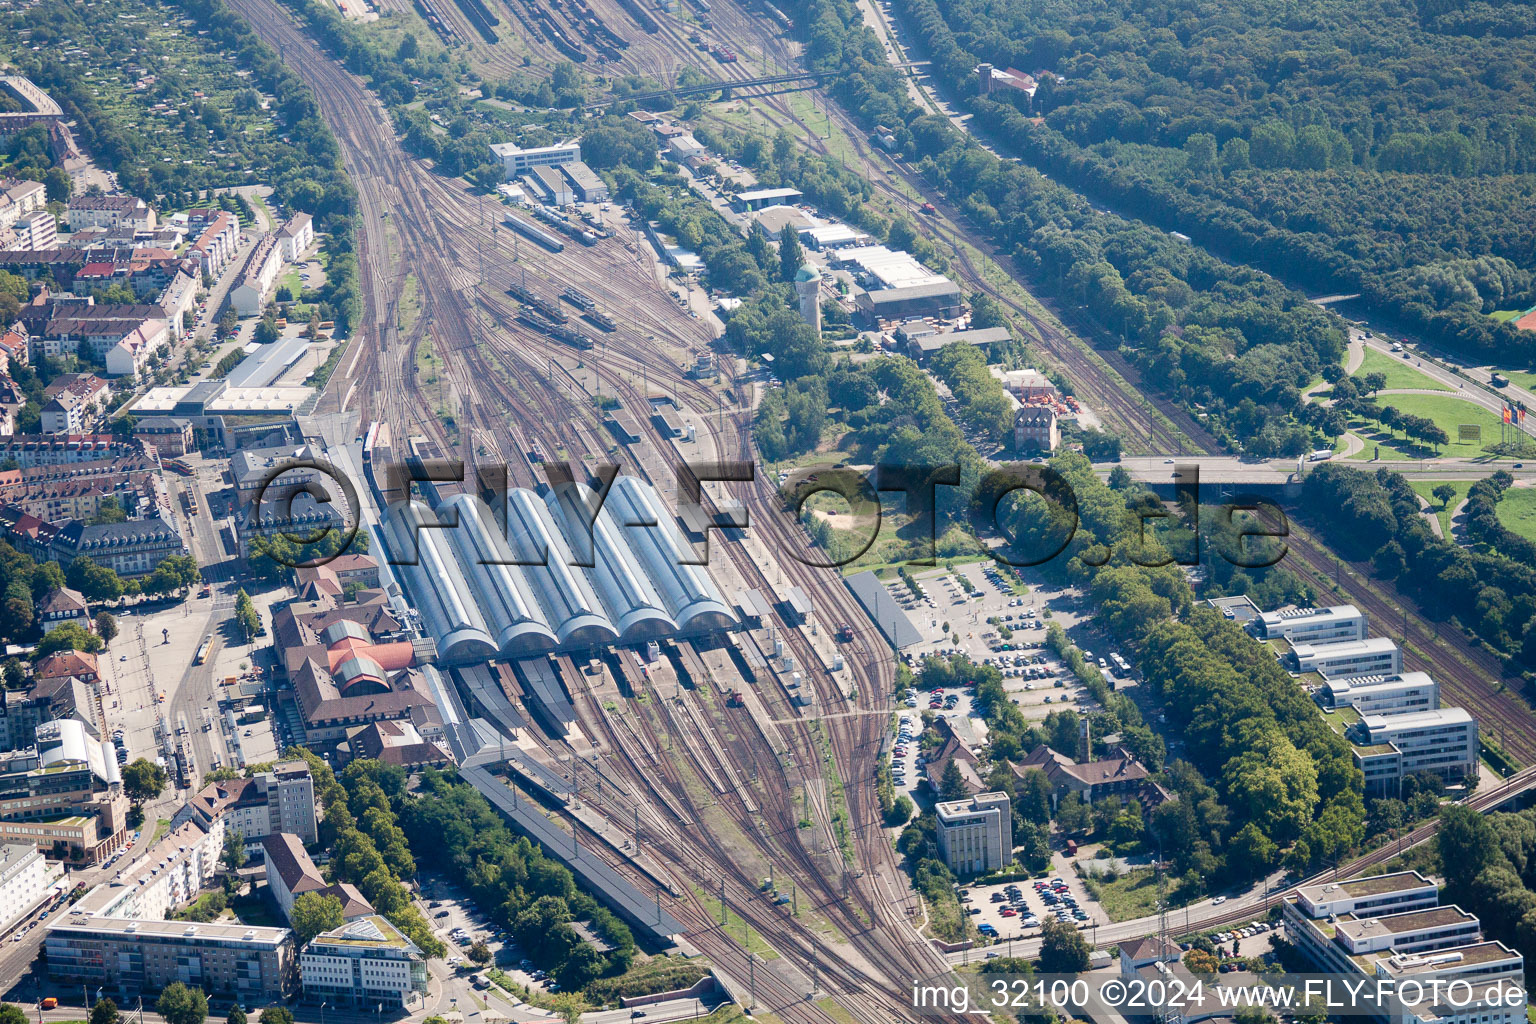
[381,476,738,663]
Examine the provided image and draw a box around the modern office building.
[934,792,1012,875]
[490,141,580,178]
[186,759,319,851]
[300,915,429,1009]
[1283,872,1522,1024]
[1350,707,1477,795]
[1286,637,1402,678]
[1321,672,1439,717]
[1254,604,1366,645]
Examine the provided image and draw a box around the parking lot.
[418,874,562,995]
[961,872,1106,943]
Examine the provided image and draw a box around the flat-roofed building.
[526,164,574,207]
[559,161,608,203]
[935,791,1012,875]
[1351,708,1477,794]
[490,141,580,178]
[1295,872,1440,921]
[1335,906,1482,957]
[1282,874,1521,1024]
[1322,672,1439,717]
[732,187,803,212]
[300,915,428,1009]
[1287,636,1401,678]
[0,842,62,933]
[45,815,297,1000]
[1256,604,1366,645]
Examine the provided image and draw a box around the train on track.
[505,213,565,252]
[534,205,600,246]
[614,0,659,33]
[583,309,617,332]
[561,287,596,311]
[516,308,594,350]
[507,281,569,322]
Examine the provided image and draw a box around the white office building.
[935,792,1012,875]
[1322,672,1440,717]
[1287,636,1402,678]
[490,141,580,178]
[1255,604,1366,645]
[1352,707,1477,791]
[1283,871,1523,1024]
[301,915,429,1009]
[0,842,62,934]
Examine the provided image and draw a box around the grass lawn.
[1353,348,1450,392]
[1409,480,1470,537]
[1495,486,1536,544]
[151,817,172,843]
[1082,866,1164,922]
[1343,393,1511,461]
[1496,369,1536,391]
[1491,309,1526,323]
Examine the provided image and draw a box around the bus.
[193,636,212,665]
[167,458,193,476]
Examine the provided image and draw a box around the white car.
[1212,896,1227,905]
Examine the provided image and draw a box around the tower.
[794,263,822,338]
[1079,715,1091,762]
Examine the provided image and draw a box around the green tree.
[35,622,104,657]
[1184,132,1218,176]
[89,497,127,525]
[939,759,968,800]
[67,556,124,602]
[122,757,169,804]
[1432,484,1457,508]
[0,1005,25,1024]
[467,939,492,965]
[1038,917,1091,973]
[157,982,208,1024]
[886,794,914,826]
[258,1007,293,1024]
[1055,791,1091,833]
[779,229,805,283]
[223,828,247,872]
[1438,805,1499,895]
[94,611,118,645]
[91,998,120,1024]
[227,1006,247,1024]
[234,589,260,641]
[290,892,345,945]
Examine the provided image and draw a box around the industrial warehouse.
[383,476,738,662]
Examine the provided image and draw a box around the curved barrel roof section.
[546,483,676,641]
[439,493,557,655]
[607,475,736,632]
[385,501,497,662]
[504,488,617,646]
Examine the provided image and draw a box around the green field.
[1352,347,1450,392]
[1409,480,1471,537]
[1496,486,1536,544]
[1343,393,1511,461]
[1082,867,1164,922]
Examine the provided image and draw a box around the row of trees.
[1303,463,1536,665]
[397,769,639,996]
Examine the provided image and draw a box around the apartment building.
[1013,404,1059,452]
[300,915,429,1009]
[935,792,1013,875]
[45,817,296,1001]
[0,673,94,752]
[0,179,45,233]
[276,213,313,262]
[1287,637,1402,678]
[66,196,156,233]
[41,375,109,434]
[1351,707,1478,796]
[0,842,63,934]
[230,234,282,316]
[1322,672,1440,717]
[262,833,372,925]
[187,759,318,850]
[14,212,55,250]
[1255,604,1367,645]
[1283,872,1522,1024]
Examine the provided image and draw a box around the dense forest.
[895,0,1536,366]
